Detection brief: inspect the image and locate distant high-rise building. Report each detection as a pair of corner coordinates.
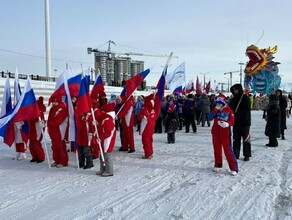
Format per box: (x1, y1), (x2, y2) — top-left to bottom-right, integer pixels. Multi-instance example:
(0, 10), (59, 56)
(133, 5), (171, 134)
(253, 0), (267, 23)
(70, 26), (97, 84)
(94, 52), (144, 86)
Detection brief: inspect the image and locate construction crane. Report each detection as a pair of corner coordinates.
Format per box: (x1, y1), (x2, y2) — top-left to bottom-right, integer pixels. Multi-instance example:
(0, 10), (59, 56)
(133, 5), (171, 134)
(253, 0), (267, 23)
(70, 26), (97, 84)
(223, 70), (240, 89)
(87, 40), (178, 86)
(87, 40), (178, 58)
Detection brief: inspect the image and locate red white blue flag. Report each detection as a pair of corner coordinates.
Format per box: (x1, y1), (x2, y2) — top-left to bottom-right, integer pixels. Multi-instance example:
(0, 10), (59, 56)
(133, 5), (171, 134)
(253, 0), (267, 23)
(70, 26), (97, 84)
(0, 78), (40, 147)
(196, 76), (202, 95)
(120, 69), (150, 101)
(91, 72), (105, 99)
(205, 80), (211, 94)
(49, 69), (82, 105)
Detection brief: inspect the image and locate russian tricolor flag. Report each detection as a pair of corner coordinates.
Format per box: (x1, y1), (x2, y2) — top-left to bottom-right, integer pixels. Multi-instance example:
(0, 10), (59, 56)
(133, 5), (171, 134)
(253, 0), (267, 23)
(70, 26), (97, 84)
(49, 69), (82, 105)
(76, 69), (92, 115)
(120, 68), (150, 101)
(154, 68), (167, 113)
(0, 77), (40, 147)
(91, 73), (105, 99)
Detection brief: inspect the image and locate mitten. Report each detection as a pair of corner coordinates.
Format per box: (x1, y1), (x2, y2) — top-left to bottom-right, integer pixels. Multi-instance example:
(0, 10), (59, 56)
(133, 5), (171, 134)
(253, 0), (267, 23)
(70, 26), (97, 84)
(215, 104), (223, 110)
(218, 121), (229, 128)
(15, 121), (24, 129)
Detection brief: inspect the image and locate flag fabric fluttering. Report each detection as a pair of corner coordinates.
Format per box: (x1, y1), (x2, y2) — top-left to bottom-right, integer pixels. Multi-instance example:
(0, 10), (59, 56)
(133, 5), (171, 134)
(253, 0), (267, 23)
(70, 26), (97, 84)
(63, 74), (75, 142)
(1, 76), (12, 117)
(166, 62), (185, 94)
(196, 76), (203, 95)
(205, 80), (211, 94)
(91, 72), (105, 99)
(0, 77), (40, 147)
(48, 69), (82, 105)
(154, 52), (173, 112)
(120, 68), (150, 101)
(76, 69), (92, 115)
(184, 80), (194, 94)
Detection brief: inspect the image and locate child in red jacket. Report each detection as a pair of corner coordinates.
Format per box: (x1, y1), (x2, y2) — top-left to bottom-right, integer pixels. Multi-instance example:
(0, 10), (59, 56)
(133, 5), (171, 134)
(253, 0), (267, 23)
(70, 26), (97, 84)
(208, 95), (238, 176)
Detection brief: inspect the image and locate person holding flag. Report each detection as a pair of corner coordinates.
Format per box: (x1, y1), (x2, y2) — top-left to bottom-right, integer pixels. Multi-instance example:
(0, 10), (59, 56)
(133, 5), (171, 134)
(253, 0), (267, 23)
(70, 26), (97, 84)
(28, 96), (46, 163)
(116, 69), (150, 153)
(116, 95), (136, 153)
(47, 96), (69, 168)
(96, 103), (116, 177)
(75, 73), (95, 169)
(137, 94), (158, 159)
(0, 77), (41, 161)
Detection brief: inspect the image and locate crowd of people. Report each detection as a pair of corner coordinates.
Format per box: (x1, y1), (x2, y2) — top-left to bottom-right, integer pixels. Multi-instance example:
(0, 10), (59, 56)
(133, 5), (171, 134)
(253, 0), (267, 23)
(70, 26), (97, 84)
(9, 85), (291, 177)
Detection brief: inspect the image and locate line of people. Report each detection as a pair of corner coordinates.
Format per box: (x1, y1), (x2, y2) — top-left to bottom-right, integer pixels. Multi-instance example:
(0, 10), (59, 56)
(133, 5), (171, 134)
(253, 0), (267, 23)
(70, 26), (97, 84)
(10, 85), (288, 178)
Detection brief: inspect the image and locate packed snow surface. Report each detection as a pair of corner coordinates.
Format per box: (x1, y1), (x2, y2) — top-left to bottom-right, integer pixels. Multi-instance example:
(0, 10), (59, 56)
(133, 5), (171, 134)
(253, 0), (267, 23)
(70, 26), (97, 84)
(0, 111), (292, 220)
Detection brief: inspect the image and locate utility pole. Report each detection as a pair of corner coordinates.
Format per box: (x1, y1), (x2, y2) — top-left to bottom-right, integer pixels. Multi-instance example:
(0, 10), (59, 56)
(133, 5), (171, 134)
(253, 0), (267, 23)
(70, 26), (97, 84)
(224, 72), (232, 90)
(239, 62), (244, 86)
(44, 0), (52, 78)
(200, 72), (209, 88)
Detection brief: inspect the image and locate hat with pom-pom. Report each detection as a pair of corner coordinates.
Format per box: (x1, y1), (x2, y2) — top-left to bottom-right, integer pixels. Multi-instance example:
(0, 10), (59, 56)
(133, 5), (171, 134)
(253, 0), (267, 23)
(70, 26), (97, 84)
(215, 94), (227, 106)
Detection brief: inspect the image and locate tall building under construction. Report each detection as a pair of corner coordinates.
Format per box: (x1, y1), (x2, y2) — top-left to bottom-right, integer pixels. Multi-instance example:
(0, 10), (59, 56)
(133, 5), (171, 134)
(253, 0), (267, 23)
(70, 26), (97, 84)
(93, 50), (144, 86)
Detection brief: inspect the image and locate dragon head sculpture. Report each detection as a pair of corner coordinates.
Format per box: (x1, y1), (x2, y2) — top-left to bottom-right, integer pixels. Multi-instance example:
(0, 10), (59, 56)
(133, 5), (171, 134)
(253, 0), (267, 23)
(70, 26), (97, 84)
(244, 45), (278, 77)
(244, 44), (281, 95)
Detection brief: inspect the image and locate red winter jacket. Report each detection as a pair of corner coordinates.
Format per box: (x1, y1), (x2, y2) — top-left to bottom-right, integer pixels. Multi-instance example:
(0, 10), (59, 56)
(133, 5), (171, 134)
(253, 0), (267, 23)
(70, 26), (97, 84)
(97, 111), (116, 153)
(117, 98), (134, 127)
(76, 113), (94, 146)
(47, 103), (68, 141)
(209, 105), (234, 138)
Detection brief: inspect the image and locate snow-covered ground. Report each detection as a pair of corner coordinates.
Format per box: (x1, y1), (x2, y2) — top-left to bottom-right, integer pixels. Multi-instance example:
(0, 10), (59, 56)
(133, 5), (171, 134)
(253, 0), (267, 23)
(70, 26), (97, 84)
(0, 111), (291, 220)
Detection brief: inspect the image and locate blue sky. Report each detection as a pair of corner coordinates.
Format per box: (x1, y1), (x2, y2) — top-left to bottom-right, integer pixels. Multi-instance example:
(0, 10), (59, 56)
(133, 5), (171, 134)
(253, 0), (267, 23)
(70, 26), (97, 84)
(1, 0), (292, 91)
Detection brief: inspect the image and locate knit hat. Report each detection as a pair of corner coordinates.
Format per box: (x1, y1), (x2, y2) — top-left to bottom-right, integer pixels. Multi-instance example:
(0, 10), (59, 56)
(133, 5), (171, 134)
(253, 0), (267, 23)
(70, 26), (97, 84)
(215, 94), (227, 106)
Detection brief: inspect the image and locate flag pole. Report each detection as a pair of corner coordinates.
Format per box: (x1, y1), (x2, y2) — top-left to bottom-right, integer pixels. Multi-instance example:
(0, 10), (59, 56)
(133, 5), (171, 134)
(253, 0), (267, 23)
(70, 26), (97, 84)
(153, 52), (173, 98)
(90, 108), (106, 166)
(81, 65), (106, 167)
(40, 120), (51, 168)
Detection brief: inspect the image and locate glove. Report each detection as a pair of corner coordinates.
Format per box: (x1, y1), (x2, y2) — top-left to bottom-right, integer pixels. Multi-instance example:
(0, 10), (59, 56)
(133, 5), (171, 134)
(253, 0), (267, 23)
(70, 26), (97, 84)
(218, 121), (229, 128)
(215, 104), (223, 110)
(88, 133), (93, 141)
(15, 121), (24, 129)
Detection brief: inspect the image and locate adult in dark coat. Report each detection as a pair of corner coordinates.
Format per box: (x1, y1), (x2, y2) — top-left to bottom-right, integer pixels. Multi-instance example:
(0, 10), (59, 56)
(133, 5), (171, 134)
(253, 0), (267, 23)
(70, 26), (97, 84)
(229, 84), (251, 161)
(265, 94), (281, 147)
(276, 89), (287, 139)
(184, 94), (197, 133)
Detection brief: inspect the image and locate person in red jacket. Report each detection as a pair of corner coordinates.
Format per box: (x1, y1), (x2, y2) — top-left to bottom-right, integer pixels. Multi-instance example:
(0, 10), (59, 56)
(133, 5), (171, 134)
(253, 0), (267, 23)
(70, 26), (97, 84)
(47, 96), (69, 168)
(208, 95), (238, 176)
(90, 95), (101, 159)
(137, 94), (158, 159)
(116, 96), (135, 153)
(96, 103), (117, 177)
(29, 96), (46, 163)
(76, 112), (94, 169)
